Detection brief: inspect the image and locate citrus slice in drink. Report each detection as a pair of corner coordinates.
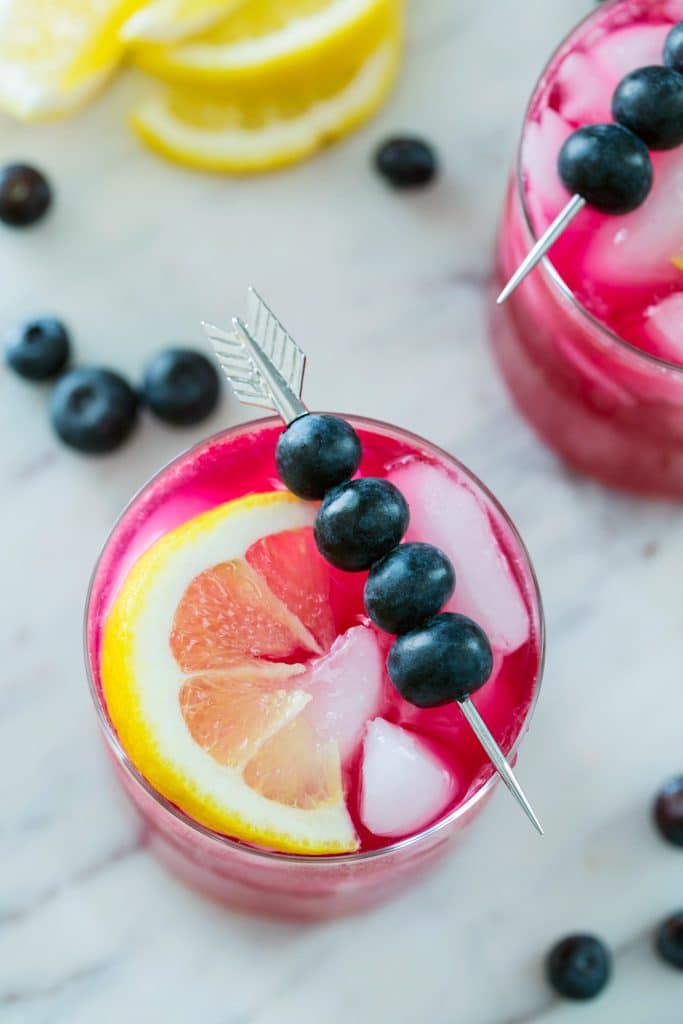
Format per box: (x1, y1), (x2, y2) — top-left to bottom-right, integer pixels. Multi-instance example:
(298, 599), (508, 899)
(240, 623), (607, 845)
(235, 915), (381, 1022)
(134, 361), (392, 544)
(121, 0), (245, 44)
(0, 0), (144, 120)
(133, 0), (399, 87)
(131, 25), (400, 173)
(101, 490), (361, 853)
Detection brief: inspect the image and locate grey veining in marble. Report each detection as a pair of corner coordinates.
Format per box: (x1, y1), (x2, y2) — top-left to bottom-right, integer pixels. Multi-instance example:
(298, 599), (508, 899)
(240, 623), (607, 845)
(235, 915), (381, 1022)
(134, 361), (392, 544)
(1, 1), (682, 1021)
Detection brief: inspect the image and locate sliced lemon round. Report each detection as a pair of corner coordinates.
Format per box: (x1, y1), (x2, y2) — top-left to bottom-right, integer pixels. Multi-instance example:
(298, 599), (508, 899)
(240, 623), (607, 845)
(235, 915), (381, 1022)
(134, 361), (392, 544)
(121, 0), (246, 45)
(0, 0), (143, 120)
(101, 491), (359, 854)
(132, 27), (400, 173)
(133, 0), (399, 88)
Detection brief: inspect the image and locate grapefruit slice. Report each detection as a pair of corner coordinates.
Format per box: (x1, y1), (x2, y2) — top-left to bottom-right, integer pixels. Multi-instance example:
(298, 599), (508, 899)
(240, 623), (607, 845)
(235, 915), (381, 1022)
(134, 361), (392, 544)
(101, 490), (359, 853)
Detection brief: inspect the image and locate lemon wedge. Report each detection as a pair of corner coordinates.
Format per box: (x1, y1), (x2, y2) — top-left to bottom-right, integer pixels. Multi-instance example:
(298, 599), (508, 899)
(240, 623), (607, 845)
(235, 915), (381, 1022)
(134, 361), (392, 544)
(101, 491), (358, 855)
(134, 0), (399, 88)
(122, 0), (246, 45)
(0, 0), (144, 120)
(132, 25), (400, 173)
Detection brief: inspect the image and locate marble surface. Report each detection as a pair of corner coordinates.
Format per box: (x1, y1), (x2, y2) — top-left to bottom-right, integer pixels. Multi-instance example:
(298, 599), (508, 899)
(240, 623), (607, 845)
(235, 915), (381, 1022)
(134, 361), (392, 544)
(1, 1), (682, 1020)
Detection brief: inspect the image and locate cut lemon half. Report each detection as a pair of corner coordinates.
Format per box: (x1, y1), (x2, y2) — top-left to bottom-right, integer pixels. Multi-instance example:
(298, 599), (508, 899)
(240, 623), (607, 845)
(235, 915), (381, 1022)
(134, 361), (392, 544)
(101, 491), (359, 854)
(132, 27), (400, 173)
(134, 0), (399, 88)
(0, 0), (145, 120)
(121, 0), (246, 45)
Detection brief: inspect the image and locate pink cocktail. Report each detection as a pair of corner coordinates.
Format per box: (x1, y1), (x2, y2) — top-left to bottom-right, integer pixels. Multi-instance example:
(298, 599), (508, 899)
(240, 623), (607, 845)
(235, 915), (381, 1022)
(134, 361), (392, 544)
(492, 0), (683, 497)
(86, 417), (543, 919)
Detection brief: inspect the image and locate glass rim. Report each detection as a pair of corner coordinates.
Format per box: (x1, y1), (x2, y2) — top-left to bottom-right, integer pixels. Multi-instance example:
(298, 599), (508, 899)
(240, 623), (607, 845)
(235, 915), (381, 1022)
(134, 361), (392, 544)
(514, 0), (683, 378)
(84, 414), (546, 867)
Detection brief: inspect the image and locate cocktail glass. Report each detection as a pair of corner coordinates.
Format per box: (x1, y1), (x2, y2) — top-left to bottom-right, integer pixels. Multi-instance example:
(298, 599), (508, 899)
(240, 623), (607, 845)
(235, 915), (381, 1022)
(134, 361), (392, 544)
(492, 0), (683, 497)
(86, 416), (544, 919)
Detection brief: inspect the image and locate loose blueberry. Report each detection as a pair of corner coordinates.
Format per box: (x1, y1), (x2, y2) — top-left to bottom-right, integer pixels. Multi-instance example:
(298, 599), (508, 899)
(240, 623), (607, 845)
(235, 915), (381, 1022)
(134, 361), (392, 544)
(387, 612), (493, 707)
(375, 137), (438, 188)
(655, 912), (683, 970)
(0, 164), (52, 227)
(142, 348), (220, 426)
(654, 776), (683, 847)
(364, 542), (455, 635)
(50, 367), (138, 454)
(314, 477), (409, 572)
(664, 21), (683, 74)
(558, 123), (653, 214)
(546, 934), (611, 1001)
(276, 413), (362, 500)
(5, 317), (70, 381)
(612, 66), (683, 150)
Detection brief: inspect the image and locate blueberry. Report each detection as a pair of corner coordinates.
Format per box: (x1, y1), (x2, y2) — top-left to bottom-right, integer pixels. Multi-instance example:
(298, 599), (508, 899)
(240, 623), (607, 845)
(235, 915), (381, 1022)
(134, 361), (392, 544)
(364, 542), (455, 635)
(387, 612), (493, 707)
(276, 414), (362, 500)
(5, 317), (70, 381)
(314, 477), (409, 571)
(375, 137), (438, 188)
(664, 21), (683, 73)
(655, 912), (683, 969)
(558, 124), (653, 214)
(612, 66), (683, 150)
(546, 934), (611, 1001)
(142, 348), (220, 426)
(0, 164), (52, 227)
(654, 776), (683, 847)
(50, 367), (138, 454)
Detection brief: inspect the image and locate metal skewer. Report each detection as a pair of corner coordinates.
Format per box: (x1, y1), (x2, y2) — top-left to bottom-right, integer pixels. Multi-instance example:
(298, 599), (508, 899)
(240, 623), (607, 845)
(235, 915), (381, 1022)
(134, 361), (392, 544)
(496, 194), (586, 305)
(203, 288), (543, 835)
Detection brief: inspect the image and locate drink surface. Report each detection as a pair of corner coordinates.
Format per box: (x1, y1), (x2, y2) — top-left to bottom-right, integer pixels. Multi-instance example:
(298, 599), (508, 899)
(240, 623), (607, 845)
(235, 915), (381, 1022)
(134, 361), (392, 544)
(521, 0), (683, 365)
(88, 419), (541, 855)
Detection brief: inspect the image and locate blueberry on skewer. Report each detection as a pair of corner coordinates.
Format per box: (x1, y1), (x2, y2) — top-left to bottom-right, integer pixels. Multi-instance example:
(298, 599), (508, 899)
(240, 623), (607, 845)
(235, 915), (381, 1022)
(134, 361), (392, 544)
(664, 21), (683, 73)
(498, 123), (653, 303)
(612, 66), (683, 150)
(276, 412), (362, 499)
(364, 542), (455, 634)
(203, 288), (542, 833)
(314, 477), (409, 572)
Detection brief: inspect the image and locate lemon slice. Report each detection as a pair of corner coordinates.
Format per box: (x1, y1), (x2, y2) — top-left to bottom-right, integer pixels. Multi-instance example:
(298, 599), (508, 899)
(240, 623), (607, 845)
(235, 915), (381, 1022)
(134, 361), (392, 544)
(122, 0), (246, 45)
(134, 0), (399, 87)
(0, 0), (144, 120)
(101, 491), (358, 854)
(132, 29), (400, 173)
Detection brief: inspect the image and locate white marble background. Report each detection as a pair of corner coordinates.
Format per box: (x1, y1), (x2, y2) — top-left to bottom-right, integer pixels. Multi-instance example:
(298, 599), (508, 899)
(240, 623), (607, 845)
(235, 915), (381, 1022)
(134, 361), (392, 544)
(1, 1), (682, 1020)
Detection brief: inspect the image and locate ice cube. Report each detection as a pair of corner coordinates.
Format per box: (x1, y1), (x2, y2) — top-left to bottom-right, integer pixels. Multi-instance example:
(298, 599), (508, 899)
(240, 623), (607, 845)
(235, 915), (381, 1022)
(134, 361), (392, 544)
(584, 149), (683, 289)
(644, 292), (683, 364)
(387, 461), (529, 653)
(523, 108), (574, 228)
(555, 51), (613, 124)
(303, 625), (384, 762)
(360, 719), (455, 837)
(592, 24), (670, 86)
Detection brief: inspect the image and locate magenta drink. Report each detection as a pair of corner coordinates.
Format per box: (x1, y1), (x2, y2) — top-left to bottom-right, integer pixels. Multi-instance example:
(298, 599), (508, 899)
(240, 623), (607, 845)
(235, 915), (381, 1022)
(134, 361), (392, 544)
(86, 417), (543, 919)
(493, 0), (683, 497)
